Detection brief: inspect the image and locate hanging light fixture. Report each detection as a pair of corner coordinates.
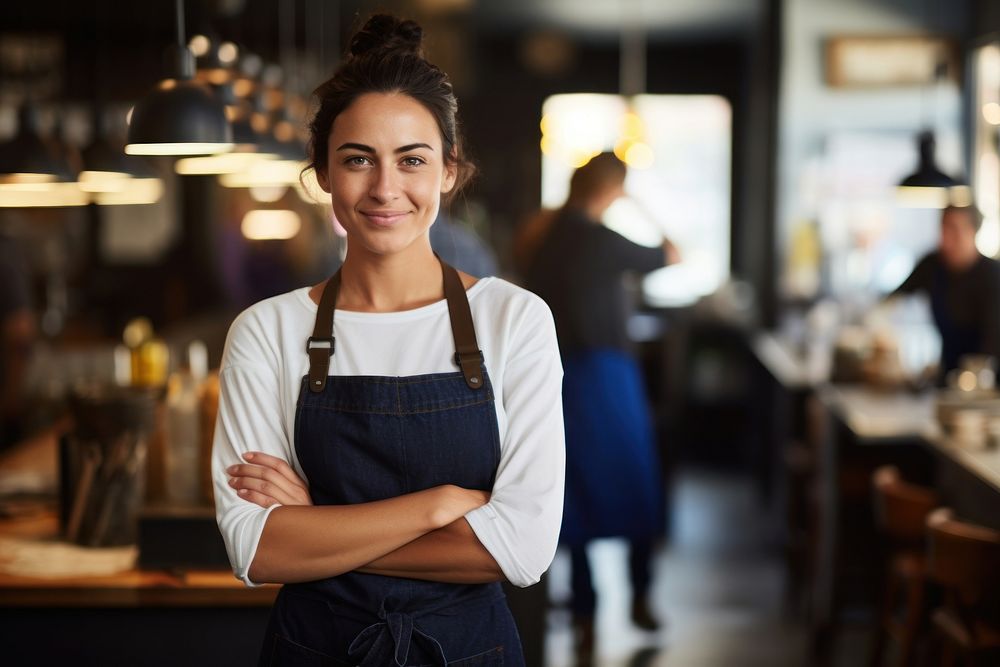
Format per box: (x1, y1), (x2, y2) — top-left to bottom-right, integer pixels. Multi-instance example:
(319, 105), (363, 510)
(174, 83), (278, 175)
(125, 0), (233, 156)
(0, 104), (89, 208)
(897, 130), (969, 208)
(0, 104), (68, 185)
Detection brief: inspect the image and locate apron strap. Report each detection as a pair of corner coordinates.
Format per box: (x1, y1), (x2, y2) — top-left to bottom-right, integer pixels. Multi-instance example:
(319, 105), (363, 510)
(440, 257), (485, 390)
(305, 257), (484, 393)
(307, 269), (340, 393)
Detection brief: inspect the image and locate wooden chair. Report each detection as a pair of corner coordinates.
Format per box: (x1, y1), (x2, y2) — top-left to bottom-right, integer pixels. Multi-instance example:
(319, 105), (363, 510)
(925, 508), (1000, 666)
(868, 466), (940, 667)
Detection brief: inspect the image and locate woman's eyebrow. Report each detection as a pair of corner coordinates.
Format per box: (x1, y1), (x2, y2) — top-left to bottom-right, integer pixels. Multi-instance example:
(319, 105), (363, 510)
(335, 142), (434, 153)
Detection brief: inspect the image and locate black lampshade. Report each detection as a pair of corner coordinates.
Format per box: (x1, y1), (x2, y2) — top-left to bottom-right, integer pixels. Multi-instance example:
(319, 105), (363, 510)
(898, 130), (958, 189)
(126, 78), (233, 155)
(0, 105), (68, 182)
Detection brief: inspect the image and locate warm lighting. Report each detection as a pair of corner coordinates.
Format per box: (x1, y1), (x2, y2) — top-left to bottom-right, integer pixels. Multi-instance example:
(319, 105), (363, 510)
(897, 185), (951, 209)
(78, 170), (132, 192)
(90, 178), (164, 206)
(978, 217), (1000, 256)
(250, 185), (288, 203)
(0, 172), (58, 186)
(984, 102), (1000, 125)
(241, 209), (301, 240)
(958, 370), (978, 392)
(623, 141), (654, 169)
(220, 159), (304, 188)
(126, 142), (233, 156)
(273, 120), (296, 143)
(949, 185), (973, 207)
(175, 152), (267, 175)
(539, 94), (618, 168)
(218, 42), (239, 65)
(0, 181), (89, 207)
(233, 78), (255, 99)
(189, 35), (210, 57)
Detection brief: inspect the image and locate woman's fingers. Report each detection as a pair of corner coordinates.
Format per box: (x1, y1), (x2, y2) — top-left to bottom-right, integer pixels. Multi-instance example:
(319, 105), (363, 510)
(227, 462), (312, 506)
(228, 472), (311, 506)
(234, 487), (281, 508)
(242, 451), (309, 490)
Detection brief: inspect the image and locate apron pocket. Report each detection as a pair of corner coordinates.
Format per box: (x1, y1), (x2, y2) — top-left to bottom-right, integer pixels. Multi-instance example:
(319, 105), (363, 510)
(269, 634), (352, 667)
(448, 645), (504, 666)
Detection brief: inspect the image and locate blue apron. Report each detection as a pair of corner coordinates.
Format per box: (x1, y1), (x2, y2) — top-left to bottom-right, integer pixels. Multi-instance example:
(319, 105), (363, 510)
(260, 260), (524, 666)
(559, 348), (664, 546)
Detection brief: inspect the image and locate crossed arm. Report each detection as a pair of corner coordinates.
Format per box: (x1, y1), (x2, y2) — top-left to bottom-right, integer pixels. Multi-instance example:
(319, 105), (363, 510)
(227, 452), (504, 585)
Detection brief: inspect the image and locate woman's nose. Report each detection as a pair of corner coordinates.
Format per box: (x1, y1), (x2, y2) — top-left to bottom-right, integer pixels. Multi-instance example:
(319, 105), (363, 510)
(368, 166), (399, 203)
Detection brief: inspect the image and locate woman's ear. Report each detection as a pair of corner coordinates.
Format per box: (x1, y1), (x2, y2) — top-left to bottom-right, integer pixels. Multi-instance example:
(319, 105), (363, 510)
(441, 153), (459, 194)
(316, 167), (331, 194)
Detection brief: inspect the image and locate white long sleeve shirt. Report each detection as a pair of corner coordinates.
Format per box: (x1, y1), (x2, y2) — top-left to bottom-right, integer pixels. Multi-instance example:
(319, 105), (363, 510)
(212, 277), (565, 588)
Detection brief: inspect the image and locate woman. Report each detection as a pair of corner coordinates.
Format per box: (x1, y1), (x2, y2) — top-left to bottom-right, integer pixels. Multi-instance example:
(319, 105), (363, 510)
(214, 15), (564, 666)
(524, 153), (673, 660)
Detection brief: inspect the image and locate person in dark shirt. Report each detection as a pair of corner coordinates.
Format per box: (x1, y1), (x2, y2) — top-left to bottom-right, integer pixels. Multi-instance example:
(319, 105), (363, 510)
(523, 152), (675, 659)
(891, 204), (1000, 378)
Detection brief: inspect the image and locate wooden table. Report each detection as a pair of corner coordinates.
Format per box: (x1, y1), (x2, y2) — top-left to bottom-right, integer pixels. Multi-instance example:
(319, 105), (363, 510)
(0, 510), (277, 665)
(752, 333), (1000, 661)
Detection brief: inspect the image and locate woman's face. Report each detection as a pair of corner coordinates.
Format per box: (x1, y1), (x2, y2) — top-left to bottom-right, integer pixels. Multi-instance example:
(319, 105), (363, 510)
(318, 92), (457, 258)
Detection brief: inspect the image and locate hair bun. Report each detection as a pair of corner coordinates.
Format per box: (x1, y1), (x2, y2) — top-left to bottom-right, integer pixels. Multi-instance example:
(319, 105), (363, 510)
(349, 14), (423, 58)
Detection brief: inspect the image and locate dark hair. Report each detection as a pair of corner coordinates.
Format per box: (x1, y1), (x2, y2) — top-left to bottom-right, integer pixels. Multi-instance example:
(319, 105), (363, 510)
(943, 203), (983, 233)
(566, 152), (627, 206)
(307, 14), (475, 202)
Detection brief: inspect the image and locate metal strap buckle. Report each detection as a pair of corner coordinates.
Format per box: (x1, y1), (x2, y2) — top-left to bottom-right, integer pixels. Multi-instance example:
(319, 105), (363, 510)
(306, 336), (336, 356)
(454, 350), (484, 367)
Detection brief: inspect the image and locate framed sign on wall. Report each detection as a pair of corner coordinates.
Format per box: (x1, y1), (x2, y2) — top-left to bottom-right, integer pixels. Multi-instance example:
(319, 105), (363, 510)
(825, 35), (959, 88)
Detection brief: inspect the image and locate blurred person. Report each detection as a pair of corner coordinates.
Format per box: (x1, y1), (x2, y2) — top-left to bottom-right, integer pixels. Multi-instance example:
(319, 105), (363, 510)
(214, 15), (564, 666)
(523, 152), (676, 661)
(0, 233), (36, 450)
(430, 208), (499, 277)
(889, 204), (1000, 378)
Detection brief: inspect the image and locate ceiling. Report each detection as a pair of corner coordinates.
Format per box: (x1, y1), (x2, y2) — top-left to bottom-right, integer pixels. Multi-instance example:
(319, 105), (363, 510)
(472, 0), (763, 40)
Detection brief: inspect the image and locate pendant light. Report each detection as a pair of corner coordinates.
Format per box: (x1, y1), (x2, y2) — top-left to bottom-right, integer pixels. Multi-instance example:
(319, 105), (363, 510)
(0, 104), (67, 185)
(0, 104), (89, 208)
(897, 130), (965, 208)
(895, 1), (965, 209)
(125, 0), (233, 156)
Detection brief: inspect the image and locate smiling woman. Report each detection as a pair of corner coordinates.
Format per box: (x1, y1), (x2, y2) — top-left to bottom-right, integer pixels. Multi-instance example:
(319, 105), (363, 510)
(211, 13), (564, 667)
(316, 93), (458, 260)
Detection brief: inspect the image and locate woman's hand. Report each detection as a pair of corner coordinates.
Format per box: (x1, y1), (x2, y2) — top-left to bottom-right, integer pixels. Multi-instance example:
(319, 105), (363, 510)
(227, 451), (313, 508)
(429, 485), (490, 529)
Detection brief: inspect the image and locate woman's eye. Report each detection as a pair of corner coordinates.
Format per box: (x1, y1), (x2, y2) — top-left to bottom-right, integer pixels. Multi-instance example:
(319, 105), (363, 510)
(401, 156), (425, 167)
(345, 156), (371, 167)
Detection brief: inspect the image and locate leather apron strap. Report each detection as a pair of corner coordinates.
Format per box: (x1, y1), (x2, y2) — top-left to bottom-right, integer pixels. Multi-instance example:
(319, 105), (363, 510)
(307, 269), (341, 392)
(307, 257), (484, 393)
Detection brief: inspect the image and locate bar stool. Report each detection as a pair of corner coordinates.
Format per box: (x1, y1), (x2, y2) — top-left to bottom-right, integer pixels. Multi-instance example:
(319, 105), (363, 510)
(925, 508), (1000, 666)
(868, 466), (940, 667)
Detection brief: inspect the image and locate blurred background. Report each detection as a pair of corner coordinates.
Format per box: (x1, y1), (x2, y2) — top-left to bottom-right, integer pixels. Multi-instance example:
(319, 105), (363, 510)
(2, 0), (1000, 665)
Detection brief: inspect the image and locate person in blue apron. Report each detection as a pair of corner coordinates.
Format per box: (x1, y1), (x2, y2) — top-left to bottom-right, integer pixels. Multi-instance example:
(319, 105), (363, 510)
(523, 153), (676, 661)
(213, 14), (565, 666)
(891, 204), (1000, 380)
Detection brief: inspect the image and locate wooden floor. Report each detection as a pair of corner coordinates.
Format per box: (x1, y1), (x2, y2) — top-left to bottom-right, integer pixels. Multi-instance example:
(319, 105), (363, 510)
(543, 468), (869, 667)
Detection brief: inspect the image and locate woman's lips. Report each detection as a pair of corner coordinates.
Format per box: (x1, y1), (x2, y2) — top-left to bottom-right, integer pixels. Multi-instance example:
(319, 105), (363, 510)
(360, 210), (409, 227)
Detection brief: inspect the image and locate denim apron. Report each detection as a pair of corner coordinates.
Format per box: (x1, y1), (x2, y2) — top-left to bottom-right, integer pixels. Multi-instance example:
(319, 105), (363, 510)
(260, 259), (524, 666)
